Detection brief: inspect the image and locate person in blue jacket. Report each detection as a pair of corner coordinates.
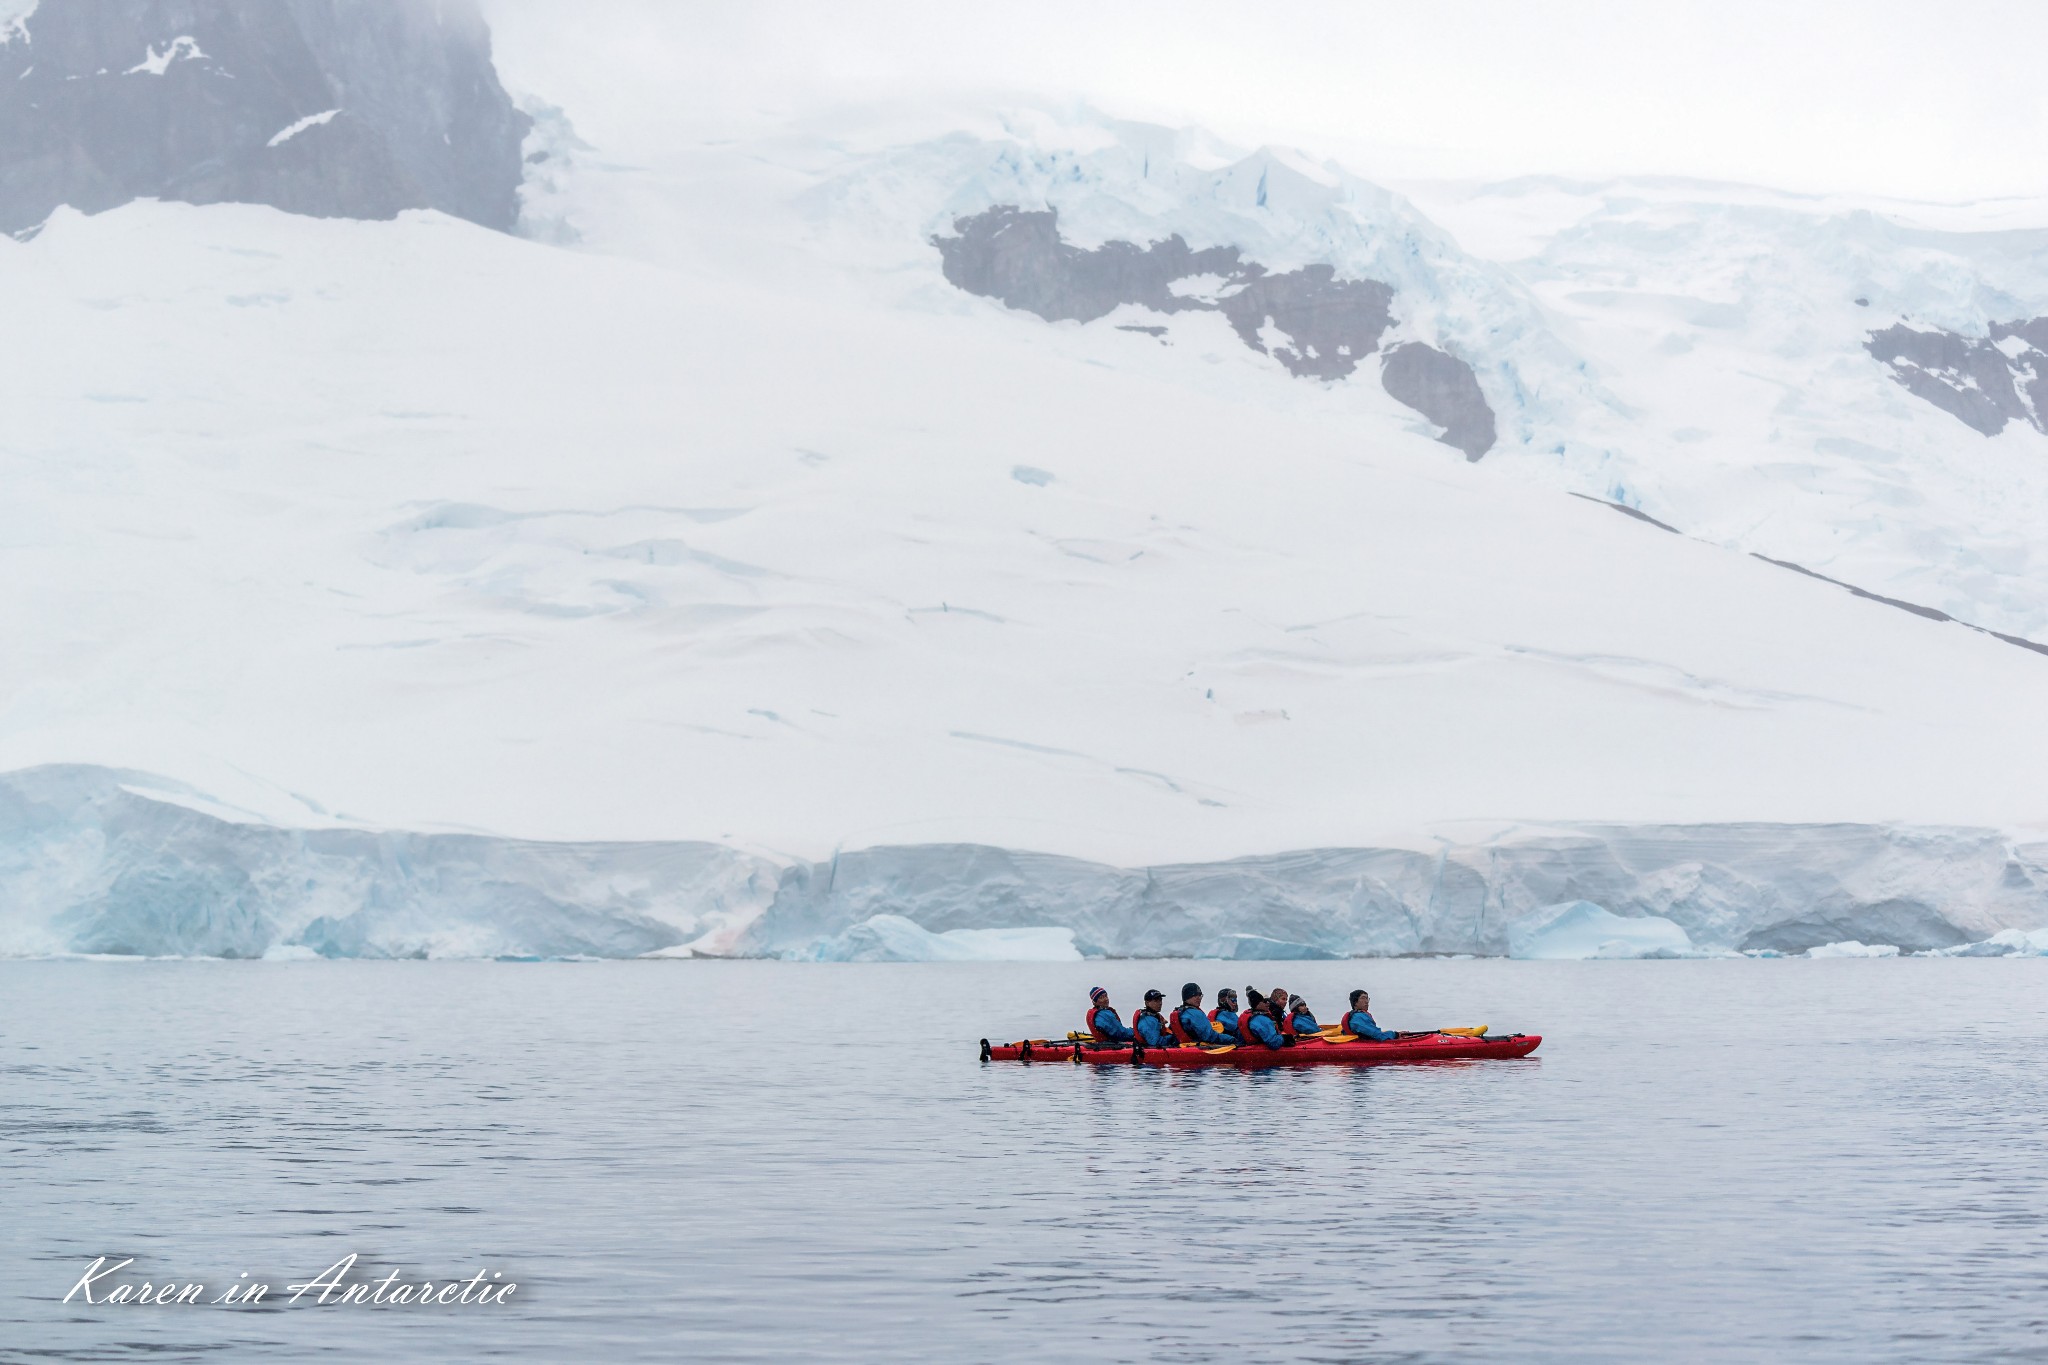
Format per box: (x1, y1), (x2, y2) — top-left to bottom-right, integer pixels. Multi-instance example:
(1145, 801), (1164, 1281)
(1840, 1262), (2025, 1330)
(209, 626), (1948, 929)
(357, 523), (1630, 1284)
(1085, 987), (1133, 1043)
(1289, 997), (1319, 1036)
(1243, 996), (1290, 1050)
(1174, 983), (1213, 1045)
(1209, 988), (1242, 1044)
(1131, 990), (1180, 1048)
(1343, 989), (1399, 1041)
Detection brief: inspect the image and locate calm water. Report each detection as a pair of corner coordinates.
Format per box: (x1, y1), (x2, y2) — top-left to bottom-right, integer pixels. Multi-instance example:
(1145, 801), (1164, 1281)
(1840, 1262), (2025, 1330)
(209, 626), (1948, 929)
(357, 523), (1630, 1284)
(3, 958), (2047, 1363)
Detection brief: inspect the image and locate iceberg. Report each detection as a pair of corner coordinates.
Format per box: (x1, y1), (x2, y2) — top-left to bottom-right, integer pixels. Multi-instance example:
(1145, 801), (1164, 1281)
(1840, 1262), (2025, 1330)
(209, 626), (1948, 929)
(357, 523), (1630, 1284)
(1928, 928), (2048, 957)
(1507, 901), (1694, 960)
(801, 915), (1080, 963)
(1192, 934), (1343, 961)
(1804, 941), (1901, 958)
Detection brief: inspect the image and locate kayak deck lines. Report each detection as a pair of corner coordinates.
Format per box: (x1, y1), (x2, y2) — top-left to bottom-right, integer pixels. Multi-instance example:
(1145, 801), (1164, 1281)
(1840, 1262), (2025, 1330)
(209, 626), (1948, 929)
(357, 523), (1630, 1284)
(978, 1032), (1541, 1067)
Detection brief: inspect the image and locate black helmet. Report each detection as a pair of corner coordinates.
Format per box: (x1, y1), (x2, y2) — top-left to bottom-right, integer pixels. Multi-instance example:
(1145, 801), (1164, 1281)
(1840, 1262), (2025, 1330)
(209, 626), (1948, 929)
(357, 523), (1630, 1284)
(1181, 982), (1202, 1002)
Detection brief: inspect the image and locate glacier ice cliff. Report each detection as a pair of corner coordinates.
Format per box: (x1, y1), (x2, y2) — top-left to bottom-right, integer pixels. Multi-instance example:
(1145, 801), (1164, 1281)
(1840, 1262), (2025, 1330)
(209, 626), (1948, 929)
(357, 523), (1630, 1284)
(6, 767), (2048, 962)
(0, 767), (778, 959)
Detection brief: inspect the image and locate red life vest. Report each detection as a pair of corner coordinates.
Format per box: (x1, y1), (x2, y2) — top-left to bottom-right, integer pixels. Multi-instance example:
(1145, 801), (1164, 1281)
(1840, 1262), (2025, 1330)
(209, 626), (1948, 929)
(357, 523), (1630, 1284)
(1166, 1007), (1187, 1042)
(1238, 1008), (1256, 1035)
(1084, 1003), (1116, 1040)
(1208, 1006), (1237, 1038)
(1279, 1011), (1296, 1037)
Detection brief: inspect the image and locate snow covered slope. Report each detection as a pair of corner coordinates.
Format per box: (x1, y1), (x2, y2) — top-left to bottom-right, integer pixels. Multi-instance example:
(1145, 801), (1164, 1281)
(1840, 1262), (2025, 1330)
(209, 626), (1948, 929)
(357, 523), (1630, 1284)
(7, 188), (2048, 874)
(8, 47), (2048, 955)
(1399, 173), (2048, 638)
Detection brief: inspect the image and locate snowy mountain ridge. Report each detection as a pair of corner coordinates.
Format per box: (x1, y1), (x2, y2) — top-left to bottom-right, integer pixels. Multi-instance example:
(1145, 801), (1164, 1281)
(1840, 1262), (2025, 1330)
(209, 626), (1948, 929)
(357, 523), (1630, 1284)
(786, 110), (2048, 640)
(8, 19), (2048, 959)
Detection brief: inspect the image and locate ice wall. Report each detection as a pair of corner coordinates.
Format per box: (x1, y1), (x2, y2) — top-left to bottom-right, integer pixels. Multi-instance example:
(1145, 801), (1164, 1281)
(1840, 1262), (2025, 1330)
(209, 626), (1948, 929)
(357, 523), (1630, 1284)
(747, 826), (2048, 960)
(5, 767), (2046, 960)
(0, 766), (778, 959)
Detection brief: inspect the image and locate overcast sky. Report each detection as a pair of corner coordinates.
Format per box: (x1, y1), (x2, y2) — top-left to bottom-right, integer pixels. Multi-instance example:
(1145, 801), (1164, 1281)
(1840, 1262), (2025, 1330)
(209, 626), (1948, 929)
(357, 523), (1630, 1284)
(484, 1), (2048, 201)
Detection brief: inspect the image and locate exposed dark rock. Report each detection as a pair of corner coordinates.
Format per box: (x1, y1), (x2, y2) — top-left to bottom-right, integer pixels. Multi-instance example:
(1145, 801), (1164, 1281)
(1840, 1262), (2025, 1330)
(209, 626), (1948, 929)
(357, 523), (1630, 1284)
(1569, 494), (2048, 660)
(1380, 342), (1497, 461)
(0, 0), (530, 234)
(1751, 552), (2048, 658)
(1866, 319), (2048, 437)
(933, 205), (1242, 323)
(1989, 316), (2048, 427)
(1212, 264), (1393, 382)
(934, 204), (1495, 457)
(1569, 493), (1681, 533)
(1753, 552), (1955, 622)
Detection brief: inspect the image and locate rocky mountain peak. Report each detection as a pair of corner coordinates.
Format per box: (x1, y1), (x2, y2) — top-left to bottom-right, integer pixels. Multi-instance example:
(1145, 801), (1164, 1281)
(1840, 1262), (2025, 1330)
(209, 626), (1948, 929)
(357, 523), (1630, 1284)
(0, 0), (530, 234)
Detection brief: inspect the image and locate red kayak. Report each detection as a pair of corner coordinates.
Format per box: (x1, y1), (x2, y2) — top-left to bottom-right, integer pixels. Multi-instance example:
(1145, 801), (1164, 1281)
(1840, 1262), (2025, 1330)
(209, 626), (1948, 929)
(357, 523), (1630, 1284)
(980, 1032), (1541, 1068)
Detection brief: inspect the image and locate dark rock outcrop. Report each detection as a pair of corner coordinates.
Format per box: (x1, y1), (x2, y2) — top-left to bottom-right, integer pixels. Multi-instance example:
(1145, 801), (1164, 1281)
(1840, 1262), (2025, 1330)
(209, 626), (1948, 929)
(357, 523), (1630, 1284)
(0, 0), (530, 234)
(1866, 319), (2048, 437)
(1380, 342), (1497, 461)
(934, 204), (1496, 458)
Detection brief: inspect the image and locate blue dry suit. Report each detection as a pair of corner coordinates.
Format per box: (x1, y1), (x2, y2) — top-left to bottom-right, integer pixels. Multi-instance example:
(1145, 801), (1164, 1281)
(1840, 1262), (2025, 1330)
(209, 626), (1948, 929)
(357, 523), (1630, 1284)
(1344, 1009), (1398, 1041)
(1244, 1011), (1286, 1050)
(1209, 1008), (1241, 1044)
(1175, 1004), (1214, 1044)
(1290, 1009), (1319, 1035)
(1088, 1005), (1134, 1043)
(1133, 1010), (1178, 1048)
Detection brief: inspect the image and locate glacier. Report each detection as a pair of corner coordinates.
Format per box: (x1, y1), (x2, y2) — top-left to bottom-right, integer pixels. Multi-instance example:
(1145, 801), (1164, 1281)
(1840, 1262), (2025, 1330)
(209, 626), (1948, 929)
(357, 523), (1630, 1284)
(6, 766), (2047, 962)
(8, 8), (2048, 940)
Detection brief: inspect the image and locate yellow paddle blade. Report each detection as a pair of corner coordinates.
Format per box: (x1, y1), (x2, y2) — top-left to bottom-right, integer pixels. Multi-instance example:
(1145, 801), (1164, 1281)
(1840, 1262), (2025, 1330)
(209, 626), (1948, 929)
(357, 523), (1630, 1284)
(1438, 1026), (1488, 1037)
(1316, 1025), (1346, 1038)
(1200, 1045), (1236, 1055)
(1329, 1033), (1359, 1043)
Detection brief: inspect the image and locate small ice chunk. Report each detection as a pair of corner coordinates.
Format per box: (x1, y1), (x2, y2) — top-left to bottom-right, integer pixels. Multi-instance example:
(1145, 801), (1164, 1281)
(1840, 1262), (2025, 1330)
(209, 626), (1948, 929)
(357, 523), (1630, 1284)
(1508, 900), (1693, 960)
(1011, 465), (1053, 486)
(1805, 940), (1900, 958)
(260, 943), (321, 961)
(1929, 927), (2048, 957)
